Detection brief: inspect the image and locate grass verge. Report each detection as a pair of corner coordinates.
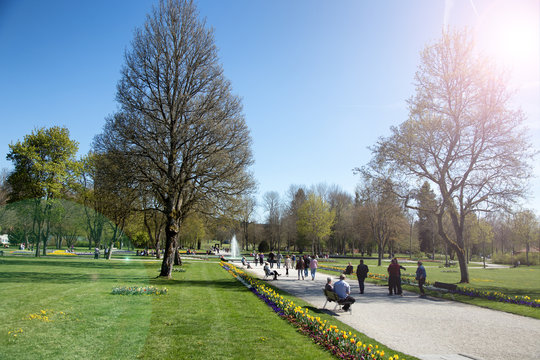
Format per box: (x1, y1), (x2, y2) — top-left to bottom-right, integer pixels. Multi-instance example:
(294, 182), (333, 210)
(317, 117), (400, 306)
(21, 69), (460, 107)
(1, 257), (412, 359)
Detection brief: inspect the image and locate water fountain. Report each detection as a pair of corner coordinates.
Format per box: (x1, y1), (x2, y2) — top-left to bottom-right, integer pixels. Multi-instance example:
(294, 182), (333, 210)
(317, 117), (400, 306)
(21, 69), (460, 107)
(230, 234), (240, 259)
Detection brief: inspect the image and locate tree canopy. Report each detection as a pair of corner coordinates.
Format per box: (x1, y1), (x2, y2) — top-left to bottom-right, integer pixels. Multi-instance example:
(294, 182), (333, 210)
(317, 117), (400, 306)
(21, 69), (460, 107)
(364, 29), (535, 282)
(94, 0), (254, 277)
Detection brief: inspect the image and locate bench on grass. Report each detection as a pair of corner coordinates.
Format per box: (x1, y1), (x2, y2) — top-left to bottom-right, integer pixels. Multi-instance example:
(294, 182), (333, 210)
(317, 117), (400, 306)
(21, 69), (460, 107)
(433, 281), (458, 292)
(322, 289), (352, 313)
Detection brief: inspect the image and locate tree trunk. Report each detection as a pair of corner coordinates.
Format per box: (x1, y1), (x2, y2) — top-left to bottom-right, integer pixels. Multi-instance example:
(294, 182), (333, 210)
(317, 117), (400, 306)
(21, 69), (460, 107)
(174, 245), (182, 266)
(160, 213), (179, 278)
(455, 248), (469, 283)
(154, 230), (162, 259)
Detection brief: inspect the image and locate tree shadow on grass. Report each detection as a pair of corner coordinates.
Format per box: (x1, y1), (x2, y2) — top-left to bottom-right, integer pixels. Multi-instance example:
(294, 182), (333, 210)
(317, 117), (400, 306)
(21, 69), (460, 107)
(0, 258), (149, 270)
(0, 271), (150, 284)
(151, 278), (253, 292)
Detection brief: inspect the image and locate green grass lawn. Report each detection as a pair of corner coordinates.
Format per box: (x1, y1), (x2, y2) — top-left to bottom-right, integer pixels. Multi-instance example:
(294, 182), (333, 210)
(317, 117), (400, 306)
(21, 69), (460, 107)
(0, 256), (412, 359)
(318, 258), (540, 318)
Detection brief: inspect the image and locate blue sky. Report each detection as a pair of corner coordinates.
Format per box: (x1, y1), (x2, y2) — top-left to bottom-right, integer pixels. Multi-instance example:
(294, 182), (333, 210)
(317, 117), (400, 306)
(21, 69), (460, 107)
(1, 0), (539, 220)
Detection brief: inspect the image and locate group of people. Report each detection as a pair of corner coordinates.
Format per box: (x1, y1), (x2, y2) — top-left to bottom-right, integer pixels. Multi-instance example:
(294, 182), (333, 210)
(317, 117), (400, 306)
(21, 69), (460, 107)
(245, 253), (428, 301)
(294, 254), (319, 280)
(386, 258), (427, 297)
(249, 253), (321, 281)
(324, 258), (427, 311)
(323, 259), (368, 312)
(252, 252), (286, 269)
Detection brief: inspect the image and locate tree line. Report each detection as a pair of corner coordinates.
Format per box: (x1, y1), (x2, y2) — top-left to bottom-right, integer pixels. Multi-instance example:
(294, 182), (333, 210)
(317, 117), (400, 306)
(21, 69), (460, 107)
(0, 1), (537, 283)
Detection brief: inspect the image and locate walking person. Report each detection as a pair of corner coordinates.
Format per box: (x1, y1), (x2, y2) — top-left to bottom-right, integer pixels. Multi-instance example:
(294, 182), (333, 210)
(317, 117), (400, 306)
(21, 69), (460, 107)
(356, 259), (369, 294)
(259, 253), (264, 267)
(416, 261), (427, 297)
(277, 252), (283, 269)
(268, 252), (275, 268)
(254, 253), (258, 266)
(309, 255), (318, 280)
(296, 256), (305, 280)
(303, 255), (310, 279)
(284, 255), (291, 276)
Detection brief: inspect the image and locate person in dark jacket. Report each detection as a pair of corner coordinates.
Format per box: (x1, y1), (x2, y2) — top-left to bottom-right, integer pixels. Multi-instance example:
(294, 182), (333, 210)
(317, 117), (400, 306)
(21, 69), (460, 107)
(296, 256), (305, 280)
(387, 258), (406, 295)
(356, 259), (369, 294)
(416, 261), (427, 297)
(344, 262), (354, 275)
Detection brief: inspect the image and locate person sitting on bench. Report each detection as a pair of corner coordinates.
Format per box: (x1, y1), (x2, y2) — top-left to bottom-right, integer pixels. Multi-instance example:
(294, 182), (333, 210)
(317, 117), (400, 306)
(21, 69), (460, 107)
(333, 274), (355, 311)
(343, 262), (354, 275)
(325, 277), (334, 292)
(263, 262), (281, 280)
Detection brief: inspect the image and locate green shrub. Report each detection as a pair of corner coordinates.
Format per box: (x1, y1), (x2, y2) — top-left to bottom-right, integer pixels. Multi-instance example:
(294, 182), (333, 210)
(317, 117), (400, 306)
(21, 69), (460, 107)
(492, 252), (540, 266)
(258, 240), (269, 253)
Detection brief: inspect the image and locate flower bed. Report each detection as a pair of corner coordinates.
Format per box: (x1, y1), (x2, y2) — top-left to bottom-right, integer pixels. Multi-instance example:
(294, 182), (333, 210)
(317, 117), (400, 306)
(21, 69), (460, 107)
(49, 250), (77, 256)
(111, 286), (168, 295)
(220, 262), (400, 360)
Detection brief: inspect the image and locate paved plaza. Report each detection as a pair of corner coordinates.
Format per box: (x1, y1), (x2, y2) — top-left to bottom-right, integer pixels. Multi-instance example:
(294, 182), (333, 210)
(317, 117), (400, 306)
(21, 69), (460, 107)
(238, 261), (540, 360)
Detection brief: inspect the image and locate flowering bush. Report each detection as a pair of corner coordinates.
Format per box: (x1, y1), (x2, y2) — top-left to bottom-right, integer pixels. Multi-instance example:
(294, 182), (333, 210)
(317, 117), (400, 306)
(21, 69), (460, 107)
(221, 262), (401, 360)
(111, 286), (168, 295)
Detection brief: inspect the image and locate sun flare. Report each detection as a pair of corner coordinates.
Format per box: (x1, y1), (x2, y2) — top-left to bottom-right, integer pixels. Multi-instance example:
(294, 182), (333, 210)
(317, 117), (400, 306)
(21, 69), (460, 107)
(475, 0), (540, 67)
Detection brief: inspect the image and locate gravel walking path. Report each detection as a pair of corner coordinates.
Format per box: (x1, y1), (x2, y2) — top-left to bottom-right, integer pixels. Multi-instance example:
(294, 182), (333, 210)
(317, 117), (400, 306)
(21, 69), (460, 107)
(239, 262), (540, 360)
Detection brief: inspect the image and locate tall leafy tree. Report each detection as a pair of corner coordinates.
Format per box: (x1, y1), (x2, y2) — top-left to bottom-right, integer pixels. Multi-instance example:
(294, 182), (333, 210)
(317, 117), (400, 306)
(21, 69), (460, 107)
(7, 126), (79, 256)
(78, 154), (107, 249)
(363, 29), (534, 282)
(94, 0), (254, 277)
(283, 186), (307, 252)
(296, 193), (335, 254)
(512, 210), (539, 265)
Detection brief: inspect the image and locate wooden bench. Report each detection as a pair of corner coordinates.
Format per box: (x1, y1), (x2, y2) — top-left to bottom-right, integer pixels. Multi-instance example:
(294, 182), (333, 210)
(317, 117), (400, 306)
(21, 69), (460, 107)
(322, 289), (352, 313)
(433, 281), (458, 292)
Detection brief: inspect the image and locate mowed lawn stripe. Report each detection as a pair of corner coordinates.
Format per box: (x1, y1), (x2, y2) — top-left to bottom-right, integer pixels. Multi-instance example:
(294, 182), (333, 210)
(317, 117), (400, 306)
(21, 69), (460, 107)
(141, 261), (335, 360)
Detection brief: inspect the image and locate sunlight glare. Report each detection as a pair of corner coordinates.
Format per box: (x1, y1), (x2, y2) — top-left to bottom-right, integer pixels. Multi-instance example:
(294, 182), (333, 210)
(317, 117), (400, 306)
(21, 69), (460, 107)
(476, 0), (539, 67)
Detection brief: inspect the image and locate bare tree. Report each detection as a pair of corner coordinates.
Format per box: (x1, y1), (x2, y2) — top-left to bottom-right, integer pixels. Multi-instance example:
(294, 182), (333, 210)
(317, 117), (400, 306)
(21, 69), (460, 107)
(362, 29), (535, 282)
(263, 191), (281, 251)
(238, 196), (256, 251)
(328, 186), (354, 255)
(94, 0), (254, 277)
(357, 176), (405, 266)
(283, 185), (307, 252)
